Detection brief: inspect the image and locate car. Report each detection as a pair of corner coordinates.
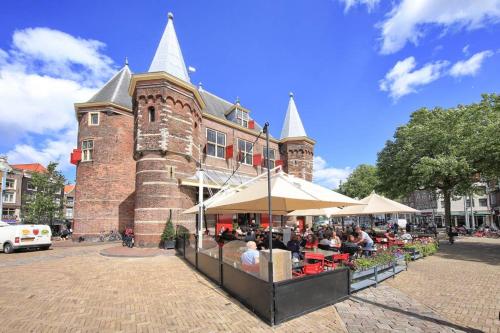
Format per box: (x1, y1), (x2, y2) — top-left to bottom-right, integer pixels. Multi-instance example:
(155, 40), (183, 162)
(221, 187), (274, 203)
(0, 221), (52, 254)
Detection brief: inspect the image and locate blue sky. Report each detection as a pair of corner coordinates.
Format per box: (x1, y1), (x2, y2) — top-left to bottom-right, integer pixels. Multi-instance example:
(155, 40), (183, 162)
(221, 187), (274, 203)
(1, 0), (499, 187)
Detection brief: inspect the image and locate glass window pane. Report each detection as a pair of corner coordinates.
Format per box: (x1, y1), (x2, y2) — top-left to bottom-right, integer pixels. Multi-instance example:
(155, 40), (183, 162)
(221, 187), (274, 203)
(88, 150), (93, 160)
(246, 154), (252, 165)
(88, 140), (93, 148)
(217, 132), (225, 145)
(207, 129), (216, 143)
(217, 146), (225, 158)
(207, 143), (215, 156)
(243, 112), (248, 120)
(82, 141), (87, 149)
(246, 142), (253, 153)
(238, 140), (245, 151)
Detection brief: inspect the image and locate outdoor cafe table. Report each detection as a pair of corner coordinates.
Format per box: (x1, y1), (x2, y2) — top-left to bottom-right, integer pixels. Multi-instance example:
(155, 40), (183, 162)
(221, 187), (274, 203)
(301, 248), (337, 257)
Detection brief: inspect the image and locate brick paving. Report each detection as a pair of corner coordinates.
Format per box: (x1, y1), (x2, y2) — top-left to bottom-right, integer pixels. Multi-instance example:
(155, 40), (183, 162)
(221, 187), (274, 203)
(386, 237), (500, 333)
(0, 244), (346, 333)
(1, 238), (498, 332)
(336, 285), (471, 333)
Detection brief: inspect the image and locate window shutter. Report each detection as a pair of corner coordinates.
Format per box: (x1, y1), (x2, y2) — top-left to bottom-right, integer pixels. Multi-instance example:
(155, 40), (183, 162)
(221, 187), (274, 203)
(275, 159), (283, 168)
(248, 120), (255, 129)
(226, 145), (233, 159)
(253, 154), (262, 166)
(70, 148), (82, 165)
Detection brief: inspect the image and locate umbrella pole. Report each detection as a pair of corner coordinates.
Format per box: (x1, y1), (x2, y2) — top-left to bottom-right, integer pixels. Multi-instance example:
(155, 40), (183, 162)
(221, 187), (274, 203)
(264, 122), (274, 325)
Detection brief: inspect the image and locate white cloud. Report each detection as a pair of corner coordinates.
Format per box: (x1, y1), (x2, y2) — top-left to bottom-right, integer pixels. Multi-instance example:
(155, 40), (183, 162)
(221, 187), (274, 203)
(379, 0), (500, 54)
(339, 0), (380, 13)
(449, 50), (494, 77)
(313, 156), (352, 189)
(0, 27), (115, 172)
(379, 56), (449, 100)
(462, 44), (470, 55)
(6, 128), (77, 174)
(11, 27), (115, 86)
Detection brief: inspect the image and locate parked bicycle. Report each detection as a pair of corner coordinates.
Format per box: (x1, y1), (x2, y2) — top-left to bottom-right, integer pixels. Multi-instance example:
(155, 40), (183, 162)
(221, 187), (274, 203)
(99, 230), (122, 242)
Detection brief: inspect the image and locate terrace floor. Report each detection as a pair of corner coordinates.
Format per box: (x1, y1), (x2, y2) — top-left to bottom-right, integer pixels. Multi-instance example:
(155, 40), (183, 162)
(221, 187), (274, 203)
(0, 237), (498, 332)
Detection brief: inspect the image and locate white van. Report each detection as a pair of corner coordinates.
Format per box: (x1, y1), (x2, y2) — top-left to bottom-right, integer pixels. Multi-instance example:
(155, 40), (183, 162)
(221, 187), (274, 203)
(0, 222), (52, 254)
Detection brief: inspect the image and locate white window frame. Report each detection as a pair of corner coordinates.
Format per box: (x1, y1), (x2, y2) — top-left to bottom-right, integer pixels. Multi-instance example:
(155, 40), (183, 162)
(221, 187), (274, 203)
(66, 208), (73, 218)
(238, 139), (253, 165)
(206, 128), (226, 159)
(2, 208), (16, 216)
(81, 139), (94, 162)
(236, 108), (249, 128)
(263, 148), (276, 169)
(66, 197), (74, 205)
(88, 112), (100, 126)
(2, 192), (15, 204)
(5, 178), (15, 190)
(27, 181), (36, 191)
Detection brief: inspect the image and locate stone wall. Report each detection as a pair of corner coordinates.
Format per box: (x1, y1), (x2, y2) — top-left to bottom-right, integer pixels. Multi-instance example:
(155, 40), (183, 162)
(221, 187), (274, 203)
(280, 140), (314, 181)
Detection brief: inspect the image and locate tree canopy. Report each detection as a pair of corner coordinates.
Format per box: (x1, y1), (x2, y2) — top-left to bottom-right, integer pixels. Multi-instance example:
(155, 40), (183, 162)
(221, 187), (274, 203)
(24, 162), (66, 224)
(377, 94), (500, 227)
(338, 164), (379, 199)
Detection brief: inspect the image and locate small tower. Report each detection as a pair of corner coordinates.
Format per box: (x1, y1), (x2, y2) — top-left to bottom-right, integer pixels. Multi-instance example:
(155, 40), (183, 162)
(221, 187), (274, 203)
(279, 92), (315, 181)
(131, 12), (204, 246)
(73, 62), (136, 239)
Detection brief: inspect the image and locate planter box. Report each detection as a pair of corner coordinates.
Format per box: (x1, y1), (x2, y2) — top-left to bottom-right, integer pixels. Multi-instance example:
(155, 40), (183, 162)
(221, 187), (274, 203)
(351, 261), (403, 292)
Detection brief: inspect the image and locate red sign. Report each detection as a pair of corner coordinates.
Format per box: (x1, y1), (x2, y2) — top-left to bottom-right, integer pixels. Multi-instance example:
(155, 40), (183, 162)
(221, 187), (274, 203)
(253, 154), (262, 166)
(226, 145), (233, 159)
(275, 160), (283, 167)
(70, 149), (81, 165)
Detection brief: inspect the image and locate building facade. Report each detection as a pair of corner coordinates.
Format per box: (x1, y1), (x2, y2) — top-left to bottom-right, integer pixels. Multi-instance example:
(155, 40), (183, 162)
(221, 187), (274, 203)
(73, 13), (315, 246)
(403, 185), (494, 228)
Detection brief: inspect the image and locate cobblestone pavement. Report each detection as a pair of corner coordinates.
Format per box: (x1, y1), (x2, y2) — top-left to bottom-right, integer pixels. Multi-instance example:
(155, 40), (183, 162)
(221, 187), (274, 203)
(336, 285), (472, 333)
(386, 237), (500, 333)
(1, 238), (498, 332)
(0, 244), (346, 333)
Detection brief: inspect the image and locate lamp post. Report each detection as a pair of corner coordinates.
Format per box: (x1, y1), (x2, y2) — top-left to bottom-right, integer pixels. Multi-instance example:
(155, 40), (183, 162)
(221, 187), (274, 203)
(263, 122), (274, 325)
(0, 156), (13, 222)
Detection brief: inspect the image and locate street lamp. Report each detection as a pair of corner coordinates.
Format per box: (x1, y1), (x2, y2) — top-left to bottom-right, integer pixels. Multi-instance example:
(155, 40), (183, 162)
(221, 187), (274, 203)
(0, 156), (13, 222)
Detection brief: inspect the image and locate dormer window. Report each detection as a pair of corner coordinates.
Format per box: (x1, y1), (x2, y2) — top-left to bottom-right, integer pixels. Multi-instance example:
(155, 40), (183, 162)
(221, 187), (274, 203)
(236, 108), (249, 128)
(148, 106), (156, 122)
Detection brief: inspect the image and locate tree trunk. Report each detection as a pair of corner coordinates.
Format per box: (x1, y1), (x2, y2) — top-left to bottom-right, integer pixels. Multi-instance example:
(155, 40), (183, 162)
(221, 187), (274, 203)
(443, 189), (452, 232)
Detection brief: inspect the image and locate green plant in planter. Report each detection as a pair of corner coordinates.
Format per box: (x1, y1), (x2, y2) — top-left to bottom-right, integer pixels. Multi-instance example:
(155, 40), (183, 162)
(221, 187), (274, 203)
(161, 218), (176, 249)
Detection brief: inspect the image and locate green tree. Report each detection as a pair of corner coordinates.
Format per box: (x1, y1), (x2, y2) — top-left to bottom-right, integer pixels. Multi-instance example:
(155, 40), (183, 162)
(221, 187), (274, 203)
(377, 94), (500, 228)
(24, 162), (66, 225)
(338, 164), (379, 199)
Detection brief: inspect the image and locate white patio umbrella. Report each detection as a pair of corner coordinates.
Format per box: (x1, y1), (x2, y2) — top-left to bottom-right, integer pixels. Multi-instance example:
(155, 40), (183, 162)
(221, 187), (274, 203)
(330, 192), (419, 216)
(184, 171), (362, 215)
(287, 207), (342, 217)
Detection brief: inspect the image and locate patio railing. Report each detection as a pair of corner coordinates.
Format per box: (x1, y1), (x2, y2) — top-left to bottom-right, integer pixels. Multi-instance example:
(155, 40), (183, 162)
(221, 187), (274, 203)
(176, 234), (350, 325)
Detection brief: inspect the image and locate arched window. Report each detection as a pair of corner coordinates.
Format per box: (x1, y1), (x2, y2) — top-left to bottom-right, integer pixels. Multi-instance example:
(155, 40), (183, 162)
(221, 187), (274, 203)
(148, 106), (155, 122)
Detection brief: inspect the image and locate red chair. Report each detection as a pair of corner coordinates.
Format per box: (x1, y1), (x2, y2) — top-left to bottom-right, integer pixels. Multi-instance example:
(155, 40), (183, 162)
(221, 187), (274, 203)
(302, 253), (325, 275)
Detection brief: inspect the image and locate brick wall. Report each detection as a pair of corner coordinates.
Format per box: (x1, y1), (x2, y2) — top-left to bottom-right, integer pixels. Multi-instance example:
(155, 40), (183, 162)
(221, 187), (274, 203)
(73, 107), (136, 238)
(280, 140), (314, 181)
(133, 77), (203, 246)
(201, 118), (281, 176)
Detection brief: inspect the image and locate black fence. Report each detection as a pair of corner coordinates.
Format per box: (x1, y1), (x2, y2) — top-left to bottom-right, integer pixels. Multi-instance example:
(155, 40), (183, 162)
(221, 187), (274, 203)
(176, 235), (349, 325)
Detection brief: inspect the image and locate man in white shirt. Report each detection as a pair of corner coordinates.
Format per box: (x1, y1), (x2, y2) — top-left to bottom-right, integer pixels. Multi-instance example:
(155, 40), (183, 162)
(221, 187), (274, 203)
(241, 241), (260, 265)
(355, 226), (374, 253)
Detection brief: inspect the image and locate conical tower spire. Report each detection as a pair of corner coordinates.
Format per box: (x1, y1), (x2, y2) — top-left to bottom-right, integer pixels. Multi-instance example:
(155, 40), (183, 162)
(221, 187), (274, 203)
(149, 12), (190, 82)
(280, 92), (307, 139)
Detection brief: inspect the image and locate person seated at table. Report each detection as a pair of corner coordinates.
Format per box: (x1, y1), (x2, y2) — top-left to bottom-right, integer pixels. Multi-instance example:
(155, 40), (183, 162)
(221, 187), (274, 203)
(244, 230), (255, 242)
(384, 231), (396, 242)
(354, 226), (374, 255)
(304, 234), (319, 249)
(272, 234), (288, 250)
(241, 241), (260, 265)
(255, 235), (266, 250)
(330, 231), (342, 248)
(340, 235), (360, 256)
(287, 234), (301, 259)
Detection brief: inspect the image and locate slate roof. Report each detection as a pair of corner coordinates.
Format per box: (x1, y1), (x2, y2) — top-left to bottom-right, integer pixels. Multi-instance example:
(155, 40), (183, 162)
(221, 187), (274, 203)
(87, 65), (132, 109)
(149, 12), (190, 82)
(280, 92), (307, 139)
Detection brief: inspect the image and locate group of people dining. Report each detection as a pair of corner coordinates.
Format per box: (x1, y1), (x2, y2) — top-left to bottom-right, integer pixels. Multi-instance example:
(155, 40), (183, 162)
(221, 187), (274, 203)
(238, 225), (378, 267)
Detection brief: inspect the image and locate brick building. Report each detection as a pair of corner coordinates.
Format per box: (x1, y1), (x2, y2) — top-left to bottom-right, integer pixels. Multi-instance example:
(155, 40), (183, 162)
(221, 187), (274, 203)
(73, 13), (315, 246)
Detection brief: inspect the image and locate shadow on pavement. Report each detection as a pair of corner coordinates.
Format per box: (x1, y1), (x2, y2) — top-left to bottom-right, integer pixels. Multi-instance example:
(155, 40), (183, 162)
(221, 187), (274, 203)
(350, 295), (482, 333)
(437, 238), (500, 266)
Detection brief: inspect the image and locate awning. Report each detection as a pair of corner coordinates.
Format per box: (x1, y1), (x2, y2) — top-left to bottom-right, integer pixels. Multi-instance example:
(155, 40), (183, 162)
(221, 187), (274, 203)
(181, 168), (254, 189)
